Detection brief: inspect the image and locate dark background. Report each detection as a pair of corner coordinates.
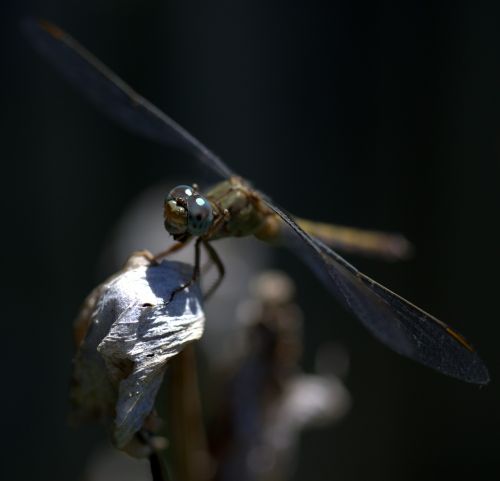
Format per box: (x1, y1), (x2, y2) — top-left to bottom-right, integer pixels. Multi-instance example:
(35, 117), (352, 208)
(2, 1), (499, 480)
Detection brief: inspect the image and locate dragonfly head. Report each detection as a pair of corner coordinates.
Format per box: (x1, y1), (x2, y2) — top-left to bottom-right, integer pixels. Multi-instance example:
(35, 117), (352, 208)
(164, 184), (214, 238)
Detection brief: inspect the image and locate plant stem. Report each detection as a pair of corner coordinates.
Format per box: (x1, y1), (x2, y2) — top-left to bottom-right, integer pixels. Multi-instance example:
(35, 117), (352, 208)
(168, 343), (210, 481)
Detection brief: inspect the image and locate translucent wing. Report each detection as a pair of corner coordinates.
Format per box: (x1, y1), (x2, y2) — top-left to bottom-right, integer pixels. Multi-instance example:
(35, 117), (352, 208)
(22, 18), (234, 180)
(267, 201), (489, 385)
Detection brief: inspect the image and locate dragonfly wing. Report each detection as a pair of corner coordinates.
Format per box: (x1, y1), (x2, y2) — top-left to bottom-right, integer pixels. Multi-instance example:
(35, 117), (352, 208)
(266, 201), (489, 385)
(22, 18), (234, 180)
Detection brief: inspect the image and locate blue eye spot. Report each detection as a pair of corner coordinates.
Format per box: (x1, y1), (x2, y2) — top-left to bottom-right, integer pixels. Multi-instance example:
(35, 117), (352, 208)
(187, 195), (213, 236)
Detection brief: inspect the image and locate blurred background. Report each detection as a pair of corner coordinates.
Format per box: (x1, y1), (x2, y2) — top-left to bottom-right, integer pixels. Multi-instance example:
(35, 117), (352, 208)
(1, 1), (500, 480)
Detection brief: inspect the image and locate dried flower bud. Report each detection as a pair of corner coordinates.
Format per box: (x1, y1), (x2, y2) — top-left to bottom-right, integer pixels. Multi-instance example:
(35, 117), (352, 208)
(71, 251), (205, 456)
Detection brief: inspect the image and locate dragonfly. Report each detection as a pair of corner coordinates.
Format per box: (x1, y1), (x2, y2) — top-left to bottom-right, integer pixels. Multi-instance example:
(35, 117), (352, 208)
(23, 19), (489, 385)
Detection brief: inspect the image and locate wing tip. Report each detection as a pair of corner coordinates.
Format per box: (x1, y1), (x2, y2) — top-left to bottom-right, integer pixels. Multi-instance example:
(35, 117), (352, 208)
(452, 351), (490, 386)
(470, 365), (490, 386)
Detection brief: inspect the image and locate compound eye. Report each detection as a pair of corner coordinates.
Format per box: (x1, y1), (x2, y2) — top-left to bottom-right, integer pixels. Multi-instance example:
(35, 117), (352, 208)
(166, 185), (195, 206)
(187, 195), (213, 236)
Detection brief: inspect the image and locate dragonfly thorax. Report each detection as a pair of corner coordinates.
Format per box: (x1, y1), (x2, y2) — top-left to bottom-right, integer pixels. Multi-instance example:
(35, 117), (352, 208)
(164, 185), (214, 238)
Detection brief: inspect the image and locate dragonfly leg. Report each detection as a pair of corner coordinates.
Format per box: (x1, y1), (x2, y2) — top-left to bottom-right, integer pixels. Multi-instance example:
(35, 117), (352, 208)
(200, 257), (214, 277)
(166, 238), (202, 303)
(201, 239), (225, 300)
(153, 238), (192, 262)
